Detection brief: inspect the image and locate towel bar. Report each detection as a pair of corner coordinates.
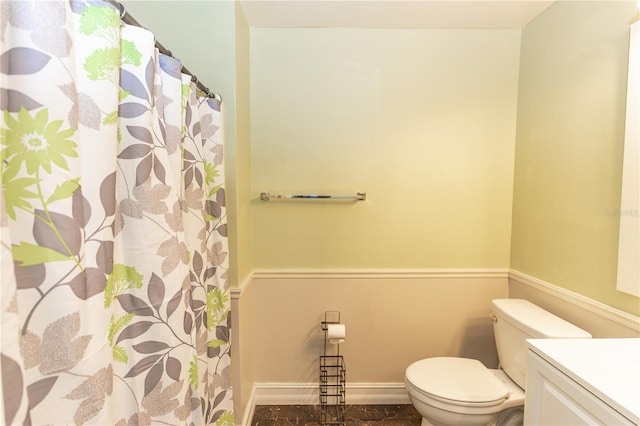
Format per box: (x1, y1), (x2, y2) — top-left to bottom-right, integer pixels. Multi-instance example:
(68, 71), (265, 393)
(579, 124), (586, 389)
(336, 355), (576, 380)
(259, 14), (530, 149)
(260, 192), (366, 201)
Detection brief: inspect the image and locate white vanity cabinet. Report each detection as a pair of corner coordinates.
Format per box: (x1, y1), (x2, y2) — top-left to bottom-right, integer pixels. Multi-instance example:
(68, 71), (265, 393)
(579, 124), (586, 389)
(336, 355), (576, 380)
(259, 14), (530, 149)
(525, 338), (640, 426)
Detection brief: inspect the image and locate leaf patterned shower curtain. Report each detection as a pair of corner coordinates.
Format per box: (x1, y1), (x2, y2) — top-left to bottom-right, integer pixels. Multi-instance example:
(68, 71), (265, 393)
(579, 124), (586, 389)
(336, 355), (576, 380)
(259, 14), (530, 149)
(1, 1), (233, 425)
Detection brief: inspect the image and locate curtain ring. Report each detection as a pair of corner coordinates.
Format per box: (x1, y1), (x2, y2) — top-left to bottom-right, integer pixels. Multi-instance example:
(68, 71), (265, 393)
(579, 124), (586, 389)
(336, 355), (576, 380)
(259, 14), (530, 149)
(114, 1), (126, 19)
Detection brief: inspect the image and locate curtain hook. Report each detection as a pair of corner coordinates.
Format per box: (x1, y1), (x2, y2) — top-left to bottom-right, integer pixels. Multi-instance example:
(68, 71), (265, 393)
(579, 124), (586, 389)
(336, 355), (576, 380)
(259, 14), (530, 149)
(114, 1), (127, 19)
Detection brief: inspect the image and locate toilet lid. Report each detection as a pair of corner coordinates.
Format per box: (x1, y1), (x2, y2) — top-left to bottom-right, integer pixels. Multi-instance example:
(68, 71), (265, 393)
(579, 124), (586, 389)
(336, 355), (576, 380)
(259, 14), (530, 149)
(405, 357), (508, 405)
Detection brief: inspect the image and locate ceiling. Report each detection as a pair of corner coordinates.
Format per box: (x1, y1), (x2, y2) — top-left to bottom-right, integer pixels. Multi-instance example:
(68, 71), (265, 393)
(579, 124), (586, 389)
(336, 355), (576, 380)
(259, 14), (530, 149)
(239, 0), (556, 30)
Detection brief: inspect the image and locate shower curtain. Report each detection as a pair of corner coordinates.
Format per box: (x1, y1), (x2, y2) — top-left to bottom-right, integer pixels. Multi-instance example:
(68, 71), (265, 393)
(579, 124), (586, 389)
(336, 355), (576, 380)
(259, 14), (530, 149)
(1, 1), (233, 425)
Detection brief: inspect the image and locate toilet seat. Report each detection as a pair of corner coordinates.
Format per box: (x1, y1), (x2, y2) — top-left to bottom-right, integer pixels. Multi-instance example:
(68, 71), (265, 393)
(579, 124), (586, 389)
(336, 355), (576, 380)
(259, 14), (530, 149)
(405, 357), (509, 408)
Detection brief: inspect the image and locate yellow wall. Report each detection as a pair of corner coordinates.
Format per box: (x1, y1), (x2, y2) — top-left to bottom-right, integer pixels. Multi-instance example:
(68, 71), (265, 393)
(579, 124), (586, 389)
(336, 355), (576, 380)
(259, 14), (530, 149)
(511, 0), (640, 316)
(251, 28), (521, 269)
(233, 4), (254, 289)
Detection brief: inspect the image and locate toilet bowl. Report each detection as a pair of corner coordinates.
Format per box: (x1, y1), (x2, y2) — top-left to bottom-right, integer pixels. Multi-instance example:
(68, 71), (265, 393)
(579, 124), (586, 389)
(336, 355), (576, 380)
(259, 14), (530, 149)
(404, 299), (591, 426)
(405, 357), (524, 426)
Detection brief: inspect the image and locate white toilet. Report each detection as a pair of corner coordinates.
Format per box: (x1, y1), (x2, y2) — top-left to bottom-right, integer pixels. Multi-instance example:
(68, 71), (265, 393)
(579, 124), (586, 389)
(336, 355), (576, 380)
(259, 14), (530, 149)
(405, 298), (592, 426)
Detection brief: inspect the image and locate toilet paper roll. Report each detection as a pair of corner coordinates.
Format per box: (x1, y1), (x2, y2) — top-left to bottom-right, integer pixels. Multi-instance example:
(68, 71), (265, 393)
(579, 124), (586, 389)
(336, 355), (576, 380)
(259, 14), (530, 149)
(327, 323), (346, 344)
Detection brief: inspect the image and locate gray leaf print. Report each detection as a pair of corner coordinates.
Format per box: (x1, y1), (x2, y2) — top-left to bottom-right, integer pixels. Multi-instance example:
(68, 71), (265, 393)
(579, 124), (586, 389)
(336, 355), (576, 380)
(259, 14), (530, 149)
(13, 261), (45, 289)
(119, 102), (148, 118)
(165, 356), (181, 382)
(31, 25), (72, 57)
(164, 201), (184, 233)
(165, 288), (182, 320)
(30, 1), (73, 57)
(142, 379), (182, 416)
(147, 273), (165, 312)
(200, 113), (219, 139)
(65, 365), (113, 400)
(33, 210), (82, 256)
(72, 186), (92, 228)
(136, 156), (153, 186)
(115, 321), (154, 344)
(153, 155), (166, 184)
(78, 93), (101, 129)
(165, 124), (181, 154)
(0, 2), (10, 40)
(120, 69), (149, 101)
(6, 1), (36, 30)
(40, 312), (92, 375)
(0, 89), (43, 112)
(19, 332), (41, 369)
(73, 396), (106, 425)
(144, 58), (155, 95)
(124, 354), (162, 379)
(67, 268), (107, 300)
(59, 83), (76, 100)
(144, 362), (163, 397)
(0, 47), (51, 75)
(211, 144), (223, 165)
(118, 144), (152, 159)
(132, 341), (170, 354)
(126, 125), (153, 144)
(26, 376), (58, 409)
(157, 237), (184, 276)
(158, 54), (181, 78)
(216, 188), (226, 207)
(119, 198), (143, 219)
(96, 240), (115, 275)
(68, 102), (79, 128)
(117, 294), (154, 317)
(1, 354), (24, 425)
(132, 183), (170, 215)
(100, 172), (117, 217)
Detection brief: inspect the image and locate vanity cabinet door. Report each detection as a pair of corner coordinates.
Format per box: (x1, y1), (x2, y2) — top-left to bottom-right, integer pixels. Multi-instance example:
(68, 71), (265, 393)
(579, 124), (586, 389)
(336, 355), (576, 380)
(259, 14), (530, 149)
(524, 350), (634, 426)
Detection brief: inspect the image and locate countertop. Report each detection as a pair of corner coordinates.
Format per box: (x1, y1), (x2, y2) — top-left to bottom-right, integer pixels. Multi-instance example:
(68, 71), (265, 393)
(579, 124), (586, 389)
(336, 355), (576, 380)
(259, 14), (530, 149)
(527, 338), (640, 424)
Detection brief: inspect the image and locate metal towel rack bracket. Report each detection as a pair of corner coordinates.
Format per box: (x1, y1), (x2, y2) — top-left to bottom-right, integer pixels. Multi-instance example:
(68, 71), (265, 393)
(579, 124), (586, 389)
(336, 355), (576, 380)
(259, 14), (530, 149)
(260, 192), (366, 201)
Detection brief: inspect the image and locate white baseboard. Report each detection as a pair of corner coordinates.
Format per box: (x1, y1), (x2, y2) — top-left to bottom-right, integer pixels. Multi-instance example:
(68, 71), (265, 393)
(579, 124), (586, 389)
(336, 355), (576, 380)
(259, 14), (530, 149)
(237, 386), (257, 426)
(254, 382), (410, 406)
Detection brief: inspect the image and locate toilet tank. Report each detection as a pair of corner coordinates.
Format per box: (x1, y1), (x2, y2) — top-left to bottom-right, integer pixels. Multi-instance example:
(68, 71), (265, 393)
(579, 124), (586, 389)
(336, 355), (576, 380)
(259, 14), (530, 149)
(491, 299), (591, 389)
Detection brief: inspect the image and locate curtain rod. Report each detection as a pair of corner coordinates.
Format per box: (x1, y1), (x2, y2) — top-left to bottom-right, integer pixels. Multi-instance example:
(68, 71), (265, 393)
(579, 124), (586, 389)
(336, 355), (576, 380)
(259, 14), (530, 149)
(106, 0), (221, 101)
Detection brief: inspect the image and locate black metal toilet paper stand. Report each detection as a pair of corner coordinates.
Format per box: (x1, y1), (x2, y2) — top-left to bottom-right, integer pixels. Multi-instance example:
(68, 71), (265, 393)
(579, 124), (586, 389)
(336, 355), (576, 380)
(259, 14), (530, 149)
(320, 311), (346, 425)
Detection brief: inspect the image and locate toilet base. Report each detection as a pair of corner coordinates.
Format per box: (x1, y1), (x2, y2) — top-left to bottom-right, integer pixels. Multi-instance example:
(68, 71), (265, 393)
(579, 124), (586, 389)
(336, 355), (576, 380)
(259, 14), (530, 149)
(419, 406), (524, 426)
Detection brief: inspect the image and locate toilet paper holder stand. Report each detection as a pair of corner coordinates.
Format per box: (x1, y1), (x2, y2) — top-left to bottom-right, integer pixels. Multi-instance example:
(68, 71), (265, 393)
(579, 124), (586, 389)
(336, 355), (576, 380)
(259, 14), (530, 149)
(319, 311), (346, 425)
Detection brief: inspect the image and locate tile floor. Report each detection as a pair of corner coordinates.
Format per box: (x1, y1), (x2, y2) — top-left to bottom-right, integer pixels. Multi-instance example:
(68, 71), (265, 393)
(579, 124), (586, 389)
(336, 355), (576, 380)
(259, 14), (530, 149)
(251, 404), (422, 425)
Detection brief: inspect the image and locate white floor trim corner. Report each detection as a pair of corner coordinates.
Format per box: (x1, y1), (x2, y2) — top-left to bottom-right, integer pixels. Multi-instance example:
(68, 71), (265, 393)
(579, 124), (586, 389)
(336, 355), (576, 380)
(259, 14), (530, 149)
(237, 385), (257, 426)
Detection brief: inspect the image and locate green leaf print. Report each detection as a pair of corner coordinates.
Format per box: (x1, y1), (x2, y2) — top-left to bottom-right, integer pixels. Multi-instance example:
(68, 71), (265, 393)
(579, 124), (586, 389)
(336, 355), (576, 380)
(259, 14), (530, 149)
(2, 176), (38, 220)
(102, 110), (118, 125)
(215, 412), (235, 426)
(188, 356), (199, 390)
(120, 40), (142, 67)
(104, 264), (144, 307)
(46, 178), (80, 205)
(204, 161), (218, 186)
(206, 288), (228, 330)
(79, 5), (120, 35)
(119, 90), (131, 102)
(206, 339), (226, 348)
(112, 345), (128, 363)
(107, 312), (135, 346)
(2, 107), (77, 175)
(84, 48), (121, 83)
(12, 242), (72, 265)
